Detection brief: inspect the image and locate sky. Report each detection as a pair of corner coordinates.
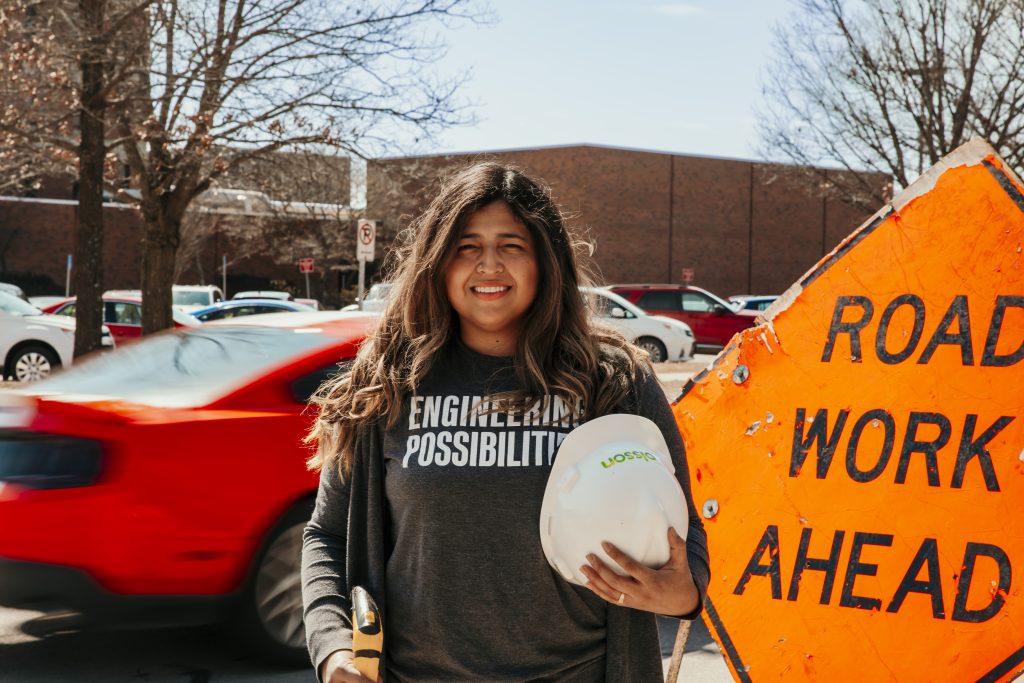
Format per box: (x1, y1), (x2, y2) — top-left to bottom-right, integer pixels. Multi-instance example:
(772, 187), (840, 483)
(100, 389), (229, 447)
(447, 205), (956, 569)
(428, 0), (796, 161)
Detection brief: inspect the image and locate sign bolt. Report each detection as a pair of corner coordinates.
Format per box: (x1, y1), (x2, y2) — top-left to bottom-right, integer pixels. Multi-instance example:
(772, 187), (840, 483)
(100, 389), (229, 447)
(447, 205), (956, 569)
(732, 365), (750, 384)
(702, 499), (719, 519)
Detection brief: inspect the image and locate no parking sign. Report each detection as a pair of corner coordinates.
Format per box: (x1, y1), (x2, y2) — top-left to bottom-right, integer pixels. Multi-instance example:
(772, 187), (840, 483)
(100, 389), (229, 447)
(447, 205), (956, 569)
(357, 220), (376, 262)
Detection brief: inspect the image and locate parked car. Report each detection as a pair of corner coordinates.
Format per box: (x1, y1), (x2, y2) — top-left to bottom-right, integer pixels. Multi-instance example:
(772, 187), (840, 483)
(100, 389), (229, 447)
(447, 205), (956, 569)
(42, 293), (199, 343)
(191, 299), (313, 322)
(608, 284), (758, 350)
(341, 283), (393, 312)
(173, 284), (225, 312)
(729, 294), (779, 312)
(0, 311), (379, 663)
(232, 290), (293, 302)
(295, 298), (323, 310)
(581, 287), (694, 362)
(0, 291), (114, 381)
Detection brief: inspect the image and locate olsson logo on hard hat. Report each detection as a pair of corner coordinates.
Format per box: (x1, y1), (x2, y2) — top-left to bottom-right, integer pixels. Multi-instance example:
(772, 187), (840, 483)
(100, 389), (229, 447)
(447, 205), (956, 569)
(601, 450), (659, 468)
(539, 414), (689, 587)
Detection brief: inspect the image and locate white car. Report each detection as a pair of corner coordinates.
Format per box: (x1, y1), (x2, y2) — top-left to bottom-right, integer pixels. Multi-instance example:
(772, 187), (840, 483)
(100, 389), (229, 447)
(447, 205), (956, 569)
(581, 287), (695, 363)
(173, 284), (225, 312)
(0, 292), (114, 381)
(341, 283), (393, 313)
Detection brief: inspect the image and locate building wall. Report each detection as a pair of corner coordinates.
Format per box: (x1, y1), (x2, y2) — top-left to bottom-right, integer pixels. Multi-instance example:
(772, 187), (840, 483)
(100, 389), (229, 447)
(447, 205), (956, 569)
(1, 145), (889, 303)
(367, 145), (890, 298)
(0, 198), (143, 294)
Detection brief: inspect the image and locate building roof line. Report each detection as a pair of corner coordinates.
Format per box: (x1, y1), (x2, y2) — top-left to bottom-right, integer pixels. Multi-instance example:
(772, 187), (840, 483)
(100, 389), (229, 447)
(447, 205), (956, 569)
(375, 142), (890, 177)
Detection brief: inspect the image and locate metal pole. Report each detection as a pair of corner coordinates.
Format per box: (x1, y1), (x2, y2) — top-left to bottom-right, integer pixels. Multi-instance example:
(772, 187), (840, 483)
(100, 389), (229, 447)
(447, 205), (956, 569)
(222, 254), (227, 297)
(357, 259), (366, 309)
(65, 254), (72, 296)
(305, 271), (311, 300)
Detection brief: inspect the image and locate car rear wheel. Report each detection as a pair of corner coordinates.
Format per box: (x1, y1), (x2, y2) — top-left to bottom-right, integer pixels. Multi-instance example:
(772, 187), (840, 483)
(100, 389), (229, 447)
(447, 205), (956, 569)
(9, 345), (60, 382)
(235, 499), (313, 666)
(637, 337), (668, 363)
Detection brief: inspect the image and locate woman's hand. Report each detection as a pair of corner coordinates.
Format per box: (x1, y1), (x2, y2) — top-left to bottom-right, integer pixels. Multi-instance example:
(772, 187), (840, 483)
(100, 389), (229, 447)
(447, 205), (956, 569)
(579, 527), (699, 616)
(321, 649), (379, 683)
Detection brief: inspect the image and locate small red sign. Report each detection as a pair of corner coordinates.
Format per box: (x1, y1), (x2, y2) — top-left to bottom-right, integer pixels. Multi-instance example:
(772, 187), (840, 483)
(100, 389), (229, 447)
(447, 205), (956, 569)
(681, 267), (695, 283)
(299, 258), (314, 274)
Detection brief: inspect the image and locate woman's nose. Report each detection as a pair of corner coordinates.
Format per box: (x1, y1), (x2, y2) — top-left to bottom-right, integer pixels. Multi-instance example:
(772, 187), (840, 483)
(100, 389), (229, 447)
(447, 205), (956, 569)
(476, 245), (504, 273)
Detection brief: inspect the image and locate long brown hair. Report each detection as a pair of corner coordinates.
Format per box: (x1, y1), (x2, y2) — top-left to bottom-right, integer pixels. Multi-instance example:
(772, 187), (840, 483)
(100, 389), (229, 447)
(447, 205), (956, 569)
(307, 161), (647, 474)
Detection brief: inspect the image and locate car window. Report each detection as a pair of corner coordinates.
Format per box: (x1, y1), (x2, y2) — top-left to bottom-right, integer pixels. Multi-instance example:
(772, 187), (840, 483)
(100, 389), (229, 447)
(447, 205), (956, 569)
(213, 291), (223, 302)
(195, 309), (224, 322)
(254, 305), (286, 315)
(107, 301), (142, 325)
(173, 290), (213, 306)
(590, 293), (635, 318)
(637, 291), (680, 311)
(56, 303), (76, 317)
(364, 284), (392, 301)
(681, 292), (716, 312)
(290, 362), (346, 404)
(223, 305), (260, 318)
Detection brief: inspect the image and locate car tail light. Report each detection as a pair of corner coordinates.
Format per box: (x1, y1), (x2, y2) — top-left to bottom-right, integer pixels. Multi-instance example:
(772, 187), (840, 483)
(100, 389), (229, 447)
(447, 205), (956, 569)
(0, 432), (104, 489)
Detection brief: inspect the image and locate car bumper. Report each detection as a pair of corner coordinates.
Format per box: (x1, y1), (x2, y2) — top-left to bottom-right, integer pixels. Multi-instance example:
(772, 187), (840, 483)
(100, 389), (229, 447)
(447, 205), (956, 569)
(0, 556), (233, 626)
(675, 338), (695, 361)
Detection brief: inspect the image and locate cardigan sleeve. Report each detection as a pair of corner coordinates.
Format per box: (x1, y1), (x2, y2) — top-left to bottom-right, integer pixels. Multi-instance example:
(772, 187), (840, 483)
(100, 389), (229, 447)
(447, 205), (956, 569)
(301, 460), (354, 681)
(632, 366), (711, 619)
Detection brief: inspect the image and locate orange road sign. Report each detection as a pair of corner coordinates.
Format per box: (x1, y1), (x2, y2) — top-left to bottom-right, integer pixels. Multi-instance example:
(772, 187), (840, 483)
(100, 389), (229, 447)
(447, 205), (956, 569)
(675, 139), (1024, 682)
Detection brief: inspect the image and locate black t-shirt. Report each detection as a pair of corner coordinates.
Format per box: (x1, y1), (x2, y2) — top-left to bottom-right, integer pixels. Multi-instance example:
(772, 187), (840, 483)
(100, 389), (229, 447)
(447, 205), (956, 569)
(382, 340), (608, 682)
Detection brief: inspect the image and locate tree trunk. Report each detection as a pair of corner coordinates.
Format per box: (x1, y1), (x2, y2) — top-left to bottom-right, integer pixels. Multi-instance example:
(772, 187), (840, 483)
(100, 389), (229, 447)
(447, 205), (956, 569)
(140, 209), (180, 334)
(72, 0), (108, 358)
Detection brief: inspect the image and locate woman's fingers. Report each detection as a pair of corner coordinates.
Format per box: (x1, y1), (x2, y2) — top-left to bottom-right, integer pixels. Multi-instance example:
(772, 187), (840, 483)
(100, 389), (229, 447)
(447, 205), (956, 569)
(601, 541), (654, 580)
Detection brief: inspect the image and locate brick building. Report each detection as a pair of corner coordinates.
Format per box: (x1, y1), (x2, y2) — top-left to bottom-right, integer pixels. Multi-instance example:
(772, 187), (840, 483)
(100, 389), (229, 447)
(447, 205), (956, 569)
(0, 144), (889, 303)
(367, 145), (891, 298)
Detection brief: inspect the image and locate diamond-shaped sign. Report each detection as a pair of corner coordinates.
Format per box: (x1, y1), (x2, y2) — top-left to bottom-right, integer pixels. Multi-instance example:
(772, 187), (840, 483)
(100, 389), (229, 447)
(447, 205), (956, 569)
(676, 140), (1024, 682)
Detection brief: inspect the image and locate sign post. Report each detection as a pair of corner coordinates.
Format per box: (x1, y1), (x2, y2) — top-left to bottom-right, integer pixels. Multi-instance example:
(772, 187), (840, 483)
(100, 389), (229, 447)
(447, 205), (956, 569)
(299, 257), (314, 299)
(65, 254), (72, 296)
(356, 219), (376, 306)
(676, 140), (1024, 682)
(221, 254), (227, 298)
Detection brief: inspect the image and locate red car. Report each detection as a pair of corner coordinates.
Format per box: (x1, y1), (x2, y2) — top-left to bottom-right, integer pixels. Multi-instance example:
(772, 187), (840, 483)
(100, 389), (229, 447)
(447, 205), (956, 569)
(609, 284), (758, 350)
(0, 311), (377, 663)
(42, 291), (197, 342)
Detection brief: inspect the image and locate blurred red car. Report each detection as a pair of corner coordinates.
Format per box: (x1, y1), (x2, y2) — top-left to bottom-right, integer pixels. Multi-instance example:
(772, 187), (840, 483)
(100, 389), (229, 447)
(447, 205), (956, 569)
(41, 291), (197, 342)
(609, 284), (758, 351)
(0, 311), (377, 663)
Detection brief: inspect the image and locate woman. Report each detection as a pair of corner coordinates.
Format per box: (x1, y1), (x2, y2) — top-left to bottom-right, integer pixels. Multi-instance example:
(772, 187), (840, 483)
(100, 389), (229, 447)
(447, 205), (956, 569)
(301, 162), (709, 683)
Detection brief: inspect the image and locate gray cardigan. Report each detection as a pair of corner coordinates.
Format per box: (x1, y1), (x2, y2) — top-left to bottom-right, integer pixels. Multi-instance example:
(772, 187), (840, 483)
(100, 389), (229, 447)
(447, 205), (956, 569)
(302, 378), (709, 682)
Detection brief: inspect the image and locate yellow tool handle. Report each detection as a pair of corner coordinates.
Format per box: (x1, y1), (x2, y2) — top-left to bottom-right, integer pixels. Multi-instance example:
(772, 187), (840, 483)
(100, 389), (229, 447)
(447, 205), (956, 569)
(352, 586), (383, 681)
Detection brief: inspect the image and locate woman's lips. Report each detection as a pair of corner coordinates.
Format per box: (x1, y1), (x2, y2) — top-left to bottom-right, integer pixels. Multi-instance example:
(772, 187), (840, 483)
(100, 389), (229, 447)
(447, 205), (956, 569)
(470, 284), (511, 300)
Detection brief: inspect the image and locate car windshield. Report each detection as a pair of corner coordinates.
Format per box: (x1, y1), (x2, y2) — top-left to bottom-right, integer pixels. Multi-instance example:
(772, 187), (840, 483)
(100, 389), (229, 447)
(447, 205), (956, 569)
(0, 292), (42, 317)
(30, 326), (338, 407)
(173, 290), (211, 306)
(583, 288), (647, 318)
(364, 284), (392, 301)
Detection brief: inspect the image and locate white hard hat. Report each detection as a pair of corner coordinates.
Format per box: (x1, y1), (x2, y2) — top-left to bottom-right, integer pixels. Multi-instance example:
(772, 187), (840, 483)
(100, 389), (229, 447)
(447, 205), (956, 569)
(539, 413), (689, 587)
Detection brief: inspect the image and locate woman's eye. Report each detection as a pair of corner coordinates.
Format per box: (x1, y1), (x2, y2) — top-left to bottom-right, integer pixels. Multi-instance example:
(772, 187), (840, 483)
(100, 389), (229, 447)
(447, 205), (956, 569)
(502, 243), (524, 251)
(457, 244), (479, 252)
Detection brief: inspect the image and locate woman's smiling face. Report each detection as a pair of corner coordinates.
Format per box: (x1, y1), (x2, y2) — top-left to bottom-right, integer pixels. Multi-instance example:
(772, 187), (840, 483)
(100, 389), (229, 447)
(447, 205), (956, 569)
(444, 200), (539, 356)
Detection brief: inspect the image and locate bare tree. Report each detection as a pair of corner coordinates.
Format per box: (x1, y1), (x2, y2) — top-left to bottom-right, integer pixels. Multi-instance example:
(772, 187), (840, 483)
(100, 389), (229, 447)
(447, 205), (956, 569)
(111, 0), (478, 333)
(0, 0), (150, 355)
(758, 0), (1024, 205)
